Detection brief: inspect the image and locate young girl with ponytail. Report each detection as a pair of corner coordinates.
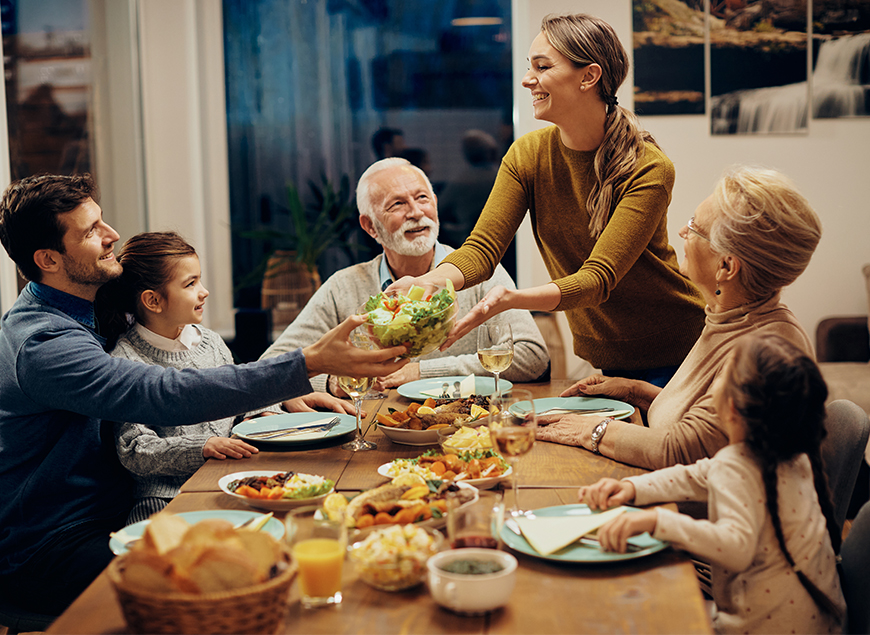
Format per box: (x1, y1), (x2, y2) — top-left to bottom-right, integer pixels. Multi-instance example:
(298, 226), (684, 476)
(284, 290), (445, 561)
(395, 13), (704, 386)
(579, 332), (846, 633)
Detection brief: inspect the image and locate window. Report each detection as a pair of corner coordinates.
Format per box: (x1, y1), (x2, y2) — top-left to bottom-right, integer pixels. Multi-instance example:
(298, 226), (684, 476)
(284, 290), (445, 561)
(223, 0), (515, 309)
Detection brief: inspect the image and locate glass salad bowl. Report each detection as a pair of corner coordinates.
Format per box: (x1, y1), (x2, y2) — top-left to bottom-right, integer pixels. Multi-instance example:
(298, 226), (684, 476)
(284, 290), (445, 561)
(356, 283), (458, 359)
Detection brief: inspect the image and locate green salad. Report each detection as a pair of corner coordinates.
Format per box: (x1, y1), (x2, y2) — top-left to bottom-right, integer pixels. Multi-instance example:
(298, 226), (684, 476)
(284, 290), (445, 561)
(362, 282), (456, 358)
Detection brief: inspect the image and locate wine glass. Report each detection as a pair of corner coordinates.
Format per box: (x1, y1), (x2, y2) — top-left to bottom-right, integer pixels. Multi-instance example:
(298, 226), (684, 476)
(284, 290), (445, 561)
(477, 323), (513, 397)
(338, 328), (378, 451)
(488, 388), (535, 516)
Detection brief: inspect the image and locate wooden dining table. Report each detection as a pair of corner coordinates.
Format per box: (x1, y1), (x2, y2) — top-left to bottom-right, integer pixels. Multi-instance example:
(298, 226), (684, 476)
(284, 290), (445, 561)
(47, 381), (712, 634)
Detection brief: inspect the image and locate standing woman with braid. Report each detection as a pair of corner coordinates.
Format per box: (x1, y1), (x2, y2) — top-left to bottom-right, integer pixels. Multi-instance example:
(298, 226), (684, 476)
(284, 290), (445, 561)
(580, 333), (845, 634)
(390, 13), (705, 386)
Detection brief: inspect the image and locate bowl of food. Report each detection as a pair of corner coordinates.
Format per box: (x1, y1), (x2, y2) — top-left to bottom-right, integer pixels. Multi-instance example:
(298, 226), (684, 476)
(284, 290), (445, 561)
(218, 471), (335, 512)
(349, 524), (444, 591)
(357, 283), (457, 359)
(427, 548), (518, 615)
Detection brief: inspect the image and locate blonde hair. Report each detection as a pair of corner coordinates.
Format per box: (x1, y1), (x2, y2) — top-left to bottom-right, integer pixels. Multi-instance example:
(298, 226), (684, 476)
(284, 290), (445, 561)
(709, 166), (821, 301)
(542, 13), (658, 238)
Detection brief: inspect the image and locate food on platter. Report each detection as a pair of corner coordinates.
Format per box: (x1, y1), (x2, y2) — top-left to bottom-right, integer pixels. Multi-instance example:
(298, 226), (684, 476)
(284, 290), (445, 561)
(349, 524), (443, 591)
(328, 481), (476, 530)
(377, 396), (494, 431)
(359, 283), (457, 358)
(116, 512), (287, 594)
(439, 425), (494, 453)
(225, 471), (334, 501)
(384, 448), (508, 483)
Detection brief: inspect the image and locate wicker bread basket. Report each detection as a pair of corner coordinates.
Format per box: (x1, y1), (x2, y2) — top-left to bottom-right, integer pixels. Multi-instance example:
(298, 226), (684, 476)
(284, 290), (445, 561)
(107, 546), (296, 634)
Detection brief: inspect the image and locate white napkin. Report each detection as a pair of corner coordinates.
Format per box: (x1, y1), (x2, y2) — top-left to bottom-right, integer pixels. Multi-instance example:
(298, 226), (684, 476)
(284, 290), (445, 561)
(515, 507), (627, 556)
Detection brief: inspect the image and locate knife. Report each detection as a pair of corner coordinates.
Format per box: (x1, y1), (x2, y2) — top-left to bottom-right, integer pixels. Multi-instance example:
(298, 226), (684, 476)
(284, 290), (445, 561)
(243, 416), (341, 440)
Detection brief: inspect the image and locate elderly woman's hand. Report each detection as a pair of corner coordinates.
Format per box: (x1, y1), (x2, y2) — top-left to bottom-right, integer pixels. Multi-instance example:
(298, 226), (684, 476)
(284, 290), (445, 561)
(561, 374), (633, 400)
(535, 413), (601, 449)
(561, 375), (660, 412)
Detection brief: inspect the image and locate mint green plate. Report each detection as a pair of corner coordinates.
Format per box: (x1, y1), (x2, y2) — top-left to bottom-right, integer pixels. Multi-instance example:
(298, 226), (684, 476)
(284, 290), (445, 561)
(501, 504), (667, 563)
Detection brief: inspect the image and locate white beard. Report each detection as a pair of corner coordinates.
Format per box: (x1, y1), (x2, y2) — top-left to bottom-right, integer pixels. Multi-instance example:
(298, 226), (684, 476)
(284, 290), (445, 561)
(374, 216), (439, 256)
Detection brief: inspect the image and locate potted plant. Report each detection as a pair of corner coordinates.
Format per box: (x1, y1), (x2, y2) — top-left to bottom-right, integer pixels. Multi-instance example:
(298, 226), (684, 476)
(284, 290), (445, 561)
(238, 174), (358, 329)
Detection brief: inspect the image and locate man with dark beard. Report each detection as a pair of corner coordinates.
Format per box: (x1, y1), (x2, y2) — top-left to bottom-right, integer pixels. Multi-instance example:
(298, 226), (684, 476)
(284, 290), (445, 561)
(261, 158), (550, 394)
(0, 174), (408, 616)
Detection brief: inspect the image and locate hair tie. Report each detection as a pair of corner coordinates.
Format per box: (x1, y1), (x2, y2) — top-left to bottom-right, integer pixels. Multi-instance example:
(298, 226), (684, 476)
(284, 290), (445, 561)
(606, 95), (618, 108)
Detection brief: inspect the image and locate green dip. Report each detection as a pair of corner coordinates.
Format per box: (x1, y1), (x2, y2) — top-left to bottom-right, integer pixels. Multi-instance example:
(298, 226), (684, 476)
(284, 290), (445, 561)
(439, 559), (504, 575)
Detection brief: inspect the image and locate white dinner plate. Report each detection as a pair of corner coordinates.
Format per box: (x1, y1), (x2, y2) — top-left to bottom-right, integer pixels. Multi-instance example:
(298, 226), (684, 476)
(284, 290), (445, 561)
(109, 510), (285, 555)
(397, 376), (513, 401)
(376, 461), (511, 490)
(232, 412), (355, 445)
(500, 504), (667, 563)
(218, 470), (335, 512)
(508, 396), (635, 420)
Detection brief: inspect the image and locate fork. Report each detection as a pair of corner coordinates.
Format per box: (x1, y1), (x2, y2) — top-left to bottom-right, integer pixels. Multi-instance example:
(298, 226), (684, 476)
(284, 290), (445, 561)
(244, 416), (341, 440)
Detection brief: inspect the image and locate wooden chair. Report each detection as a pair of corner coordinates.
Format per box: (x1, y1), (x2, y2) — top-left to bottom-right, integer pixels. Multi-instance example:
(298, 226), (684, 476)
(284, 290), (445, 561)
(532, 312), (567, 380)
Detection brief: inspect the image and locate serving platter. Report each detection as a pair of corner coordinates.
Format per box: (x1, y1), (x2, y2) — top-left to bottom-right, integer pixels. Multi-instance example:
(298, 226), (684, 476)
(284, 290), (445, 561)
(349, 481), (479, 538)
(376, 461), (511, 490)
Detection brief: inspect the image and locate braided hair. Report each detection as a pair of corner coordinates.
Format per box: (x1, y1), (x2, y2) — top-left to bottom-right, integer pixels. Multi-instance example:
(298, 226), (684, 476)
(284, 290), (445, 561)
(723, 333), (842, 620)
(541, 14), (658, 239)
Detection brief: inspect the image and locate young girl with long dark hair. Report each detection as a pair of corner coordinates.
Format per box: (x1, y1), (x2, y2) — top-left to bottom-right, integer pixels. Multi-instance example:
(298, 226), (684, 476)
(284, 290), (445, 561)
(579, 332), (846, 633)
(98, 231), (277, 523)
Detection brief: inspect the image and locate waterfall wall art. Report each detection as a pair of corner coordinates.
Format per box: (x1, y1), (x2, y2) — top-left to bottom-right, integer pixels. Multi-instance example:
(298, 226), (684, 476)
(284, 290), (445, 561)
(813, 1), (870, 119)
(631, 0), (870, 135)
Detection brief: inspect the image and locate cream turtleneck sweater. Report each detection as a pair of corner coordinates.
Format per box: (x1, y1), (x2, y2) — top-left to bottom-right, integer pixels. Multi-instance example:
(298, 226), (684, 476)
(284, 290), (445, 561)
(611, 294), (814, 470)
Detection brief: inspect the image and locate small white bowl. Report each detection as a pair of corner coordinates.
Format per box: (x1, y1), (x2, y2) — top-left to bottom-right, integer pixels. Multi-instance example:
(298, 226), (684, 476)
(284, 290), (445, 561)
(426, 548), (517, 615)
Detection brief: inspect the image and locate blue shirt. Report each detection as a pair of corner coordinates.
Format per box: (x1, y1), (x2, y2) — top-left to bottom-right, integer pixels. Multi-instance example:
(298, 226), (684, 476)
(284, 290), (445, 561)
(0, 283), (313, 572)
(378, 242), (449, 291)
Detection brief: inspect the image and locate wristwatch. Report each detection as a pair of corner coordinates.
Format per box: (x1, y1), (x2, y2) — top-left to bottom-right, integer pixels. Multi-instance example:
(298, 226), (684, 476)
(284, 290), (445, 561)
(590, 417), (614, 454)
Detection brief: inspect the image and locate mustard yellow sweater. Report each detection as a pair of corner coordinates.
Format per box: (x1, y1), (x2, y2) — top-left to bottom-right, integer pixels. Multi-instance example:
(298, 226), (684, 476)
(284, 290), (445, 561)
(443, 126), (705, 371)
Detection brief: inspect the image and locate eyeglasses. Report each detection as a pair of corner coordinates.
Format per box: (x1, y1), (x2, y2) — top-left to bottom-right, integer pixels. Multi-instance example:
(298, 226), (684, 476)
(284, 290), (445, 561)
(687, 216), (710, 242)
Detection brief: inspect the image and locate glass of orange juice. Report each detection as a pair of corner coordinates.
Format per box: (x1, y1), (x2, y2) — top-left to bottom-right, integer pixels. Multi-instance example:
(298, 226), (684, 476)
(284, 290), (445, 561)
(285, 506), (347, 608)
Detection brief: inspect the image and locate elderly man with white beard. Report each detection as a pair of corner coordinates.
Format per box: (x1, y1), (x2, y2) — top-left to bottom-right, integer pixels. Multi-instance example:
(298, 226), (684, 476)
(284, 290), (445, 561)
(260, 158), (550, 394)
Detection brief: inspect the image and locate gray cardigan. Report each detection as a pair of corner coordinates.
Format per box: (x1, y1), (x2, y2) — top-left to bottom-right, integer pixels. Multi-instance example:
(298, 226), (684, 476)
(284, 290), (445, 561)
(111, 326), (281, 501)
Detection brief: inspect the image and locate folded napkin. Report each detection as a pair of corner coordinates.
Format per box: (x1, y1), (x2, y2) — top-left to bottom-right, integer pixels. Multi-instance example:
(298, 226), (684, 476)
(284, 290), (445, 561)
(515, 507), (627, 556)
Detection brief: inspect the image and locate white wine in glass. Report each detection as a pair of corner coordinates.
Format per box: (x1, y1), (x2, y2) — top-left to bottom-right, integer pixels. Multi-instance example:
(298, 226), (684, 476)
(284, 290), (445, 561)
(477, 323), (513, 396)
(488, 388), (535, 516)
(338, 374), (377, 451)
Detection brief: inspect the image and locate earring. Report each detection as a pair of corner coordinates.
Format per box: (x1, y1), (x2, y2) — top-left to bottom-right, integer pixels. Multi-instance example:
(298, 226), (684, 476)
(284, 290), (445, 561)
(715, 283), (721, 296)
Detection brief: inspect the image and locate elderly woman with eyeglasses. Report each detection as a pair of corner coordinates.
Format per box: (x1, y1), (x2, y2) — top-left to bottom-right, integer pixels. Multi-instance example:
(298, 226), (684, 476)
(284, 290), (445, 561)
(537, 165), (822, 470)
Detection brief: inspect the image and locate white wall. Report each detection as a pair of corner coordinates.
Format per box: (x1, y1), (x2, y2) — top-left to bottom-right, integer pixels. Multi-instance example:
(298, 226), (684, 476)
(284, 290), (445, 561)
(512, 0), (870, 376)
